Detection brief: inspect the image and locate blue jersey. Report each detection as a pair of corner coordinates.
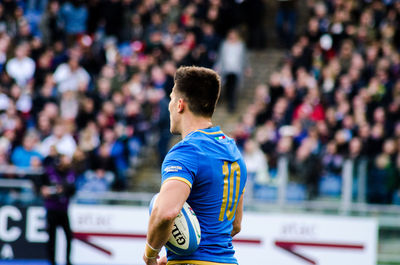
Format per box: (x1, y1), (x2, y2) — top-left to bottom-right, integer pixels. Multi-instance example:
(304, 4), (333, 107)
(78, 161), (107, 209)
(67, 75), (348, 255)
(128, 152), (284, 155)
(161, 126), (247, 265)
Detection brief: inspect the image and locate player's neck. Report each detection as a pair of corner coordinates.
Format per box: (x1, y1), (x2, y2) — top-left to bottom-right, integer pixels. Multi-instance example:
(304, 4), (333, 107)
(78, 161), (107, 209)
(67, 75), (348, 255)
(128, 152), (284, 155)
(180, 114), (213, 139)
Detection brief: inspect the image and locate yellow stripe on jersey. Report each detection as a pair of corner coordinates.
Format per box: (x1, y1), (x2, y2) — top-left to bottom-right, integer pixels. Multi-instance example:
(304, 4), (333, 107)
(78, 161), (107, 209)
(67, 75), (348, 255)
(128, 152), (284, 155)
(167, 260), (237, 265)
(226, 162), (235, 219)
(218, 161), (229, 221)
(195, 130), (224, 135)
(226, 162), (240, 220)
(163, 177), (192, 189)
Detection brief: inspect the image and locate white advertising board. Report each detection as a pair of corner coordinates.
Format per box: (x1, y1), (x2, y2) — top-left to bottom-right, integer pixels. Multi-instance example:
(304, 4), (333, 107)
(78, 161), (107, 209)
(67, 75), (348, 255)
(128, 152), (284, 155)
(235, 213), (377, 265)
(56, 204), (165, 265)
(53, 205), (378, 265)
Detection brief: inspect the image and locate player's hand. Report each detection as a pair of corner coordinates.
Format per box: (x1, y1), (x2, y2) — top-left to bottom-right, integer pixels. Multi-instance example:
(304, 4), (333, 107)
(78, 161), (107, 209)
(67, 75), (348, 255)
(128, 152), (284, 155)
(143, 254), (159, 265)
(157, 256), (167, 265)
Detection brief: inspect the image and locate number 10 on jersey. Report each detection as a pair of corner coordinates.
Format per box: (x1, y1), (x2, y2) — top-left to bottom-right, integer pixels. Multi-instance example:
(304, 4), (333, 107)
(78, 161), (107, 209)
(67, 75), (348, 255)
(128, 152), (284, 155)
(219, 161), (241, 221)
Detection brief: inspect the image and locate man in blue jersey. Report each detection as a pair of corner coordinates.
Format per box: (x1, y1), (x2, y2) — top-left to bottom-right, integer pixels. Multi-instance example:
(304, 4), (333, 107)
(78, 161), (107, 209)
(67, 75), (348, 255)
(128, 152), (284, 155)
(143, 66), (247, 265)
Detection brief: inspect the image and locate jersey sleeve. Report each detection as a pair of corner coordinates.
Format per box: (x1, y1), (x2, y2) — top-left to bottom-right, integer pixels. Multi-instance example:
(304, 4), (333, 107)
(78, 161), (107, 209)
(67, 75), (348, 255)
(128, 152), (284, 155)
(161, 143), (198, 189)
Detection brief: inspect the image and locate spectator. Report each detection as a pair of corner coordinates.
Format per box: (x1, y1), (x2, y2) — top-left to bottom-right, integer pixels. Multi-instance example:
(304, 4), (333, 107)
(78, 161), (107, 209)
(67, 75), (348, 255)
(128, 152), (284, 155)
(198, 22), (221, 68)
(243, 139), (269, 185)
(60, 0), (88, 44)
(0, 34), (11, 73)
(0, 129), (15, 158)
(34, 50), (55, 90)
(76, 97), (96, 130)
(122, 13), (144, 42)
(78, 121), (100, 154)
(40, 154), (75, 265)
(39, 121), (77, 158)
(289, 138), (322, 199)
(367, 153), (396, 204)
(100, 128), (128, 189)
(53, 52), (90, 94)
(39, 1), (64, 45)
(60, 91), (79, 120)
(215, 29), (248, 112)
(77, 166), (114, 193)
(147, 89), (170, 164)
(6, 42), (35, 88)
(276, 0), (297, 48)
(0, 101), (23, 134)
(11, 132), (43, 168)
(293, 88), (325, 123)
(32, 75), (57, 117)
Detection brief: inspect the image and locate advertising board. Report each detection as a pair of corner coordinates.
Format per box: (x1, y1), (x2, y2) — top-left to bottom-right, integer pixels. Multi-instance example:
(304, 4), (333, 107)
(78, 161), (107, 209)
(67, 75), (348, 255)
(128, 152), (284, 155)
(0, 205), (378, 265)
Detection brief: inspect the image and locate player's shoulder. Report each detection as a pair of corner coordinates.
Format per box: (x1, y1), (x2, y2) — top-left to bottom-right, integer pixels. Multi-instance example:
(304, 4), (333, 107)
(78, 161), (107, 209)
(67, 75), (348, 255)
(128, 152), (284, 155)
(162, 138), (199, 176)
(165, 139), (199, 161)
(172, 137), (199, 152)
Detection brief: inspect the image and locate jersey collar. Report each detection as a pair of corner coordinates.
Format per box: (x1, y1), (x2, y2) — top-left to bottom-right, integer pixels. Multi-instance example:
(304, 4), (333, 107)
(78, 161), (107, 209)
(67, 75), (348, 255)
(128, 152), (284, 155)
(194, 126), (223, 135)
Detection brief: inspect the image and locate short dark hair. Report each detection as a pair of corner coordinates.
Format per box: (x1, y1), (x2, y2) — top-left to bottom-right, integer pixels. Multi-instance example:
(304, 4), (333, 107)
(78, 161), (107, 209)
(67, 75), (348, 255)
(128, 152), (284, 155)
(174, 66), (221, 117)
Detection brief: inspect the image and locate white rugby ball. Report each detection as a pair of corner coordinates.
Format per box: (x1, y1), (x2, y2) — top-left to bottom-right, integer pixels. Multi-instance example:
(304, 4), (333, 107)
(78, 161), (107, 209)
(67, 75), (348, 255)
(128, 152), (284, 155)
(149, 193), (201, 256)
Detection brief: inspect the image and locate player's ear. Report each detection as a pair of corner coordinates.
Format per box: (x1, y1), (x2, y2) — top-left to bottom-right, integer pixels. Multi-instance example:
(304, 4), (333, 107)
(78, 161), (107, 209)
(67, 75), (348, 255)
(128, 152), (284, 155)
(177, 98), (185, 113)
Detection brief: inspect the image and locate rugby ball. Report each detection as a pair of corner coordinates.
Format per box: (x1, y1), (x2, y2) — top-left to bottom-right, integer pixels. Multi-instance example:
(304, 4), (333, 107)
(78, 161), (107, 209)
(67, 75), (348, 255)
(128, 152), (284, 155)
(149, 193), (201, 256)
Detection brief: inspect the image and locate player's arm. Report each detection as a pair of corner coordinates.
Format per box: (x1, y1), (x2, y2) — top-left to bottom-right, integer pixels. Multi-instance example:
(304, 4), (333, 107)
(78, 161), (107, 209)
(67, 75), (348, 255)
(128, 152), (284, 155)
(231, 193), (244, 237)
(144, 179), (190, 263)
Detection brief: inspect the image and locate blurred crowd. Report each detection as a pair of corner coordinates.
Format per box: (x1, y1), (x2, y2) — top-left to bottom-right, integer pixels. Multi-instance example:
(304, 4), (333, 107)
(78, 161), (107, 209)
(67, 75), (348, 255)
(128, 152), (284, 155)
(2, 0), (398, 206)
(238, 0), (400, 204)
(0, 0), (263, 199)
